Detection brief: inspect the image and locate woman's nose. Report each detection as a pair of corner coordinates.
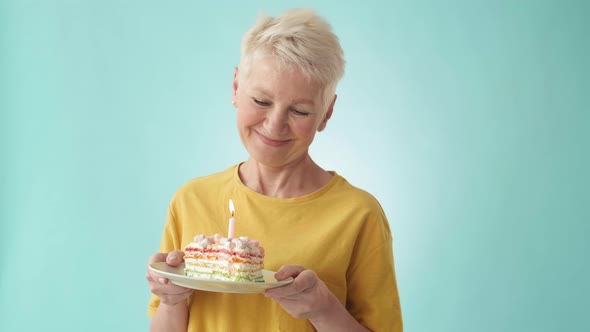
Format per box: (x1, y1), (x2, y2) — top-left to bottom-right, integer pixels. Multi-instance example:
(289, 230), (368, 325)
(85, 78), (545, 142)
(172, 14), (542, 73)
(264, 108), (288, 135)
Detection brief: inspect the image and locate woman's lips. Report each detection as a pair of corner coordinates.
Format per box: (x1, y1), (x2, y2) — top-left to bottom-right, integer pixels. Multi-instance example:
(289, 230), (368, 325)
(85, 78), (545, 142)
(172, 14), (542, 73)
(254, 131), (290, 147)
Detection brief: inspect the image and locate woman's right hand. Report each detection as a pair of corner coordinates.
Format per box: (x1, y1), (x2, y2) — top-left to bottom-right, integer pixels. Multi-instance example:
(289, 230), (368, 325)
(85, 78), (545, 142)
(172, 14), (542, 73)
(146, 250), (193, 306)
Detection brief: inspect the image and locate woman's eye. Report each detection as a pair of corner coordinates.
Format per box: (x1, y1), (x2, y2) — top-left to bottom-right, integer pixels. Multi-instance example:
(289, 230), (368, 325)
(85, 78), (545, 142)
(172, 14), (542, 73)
(253, 98), (269, 106)
(291, 108), (310, 116)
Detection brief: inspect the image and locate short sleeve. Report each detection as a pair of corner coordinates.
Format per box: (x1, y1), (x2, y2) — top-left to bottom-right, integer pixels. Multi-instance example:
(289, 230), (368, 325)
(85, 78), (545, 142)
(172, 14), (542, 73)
(147, 203), (183, 317)
(346, 208), (403, 331)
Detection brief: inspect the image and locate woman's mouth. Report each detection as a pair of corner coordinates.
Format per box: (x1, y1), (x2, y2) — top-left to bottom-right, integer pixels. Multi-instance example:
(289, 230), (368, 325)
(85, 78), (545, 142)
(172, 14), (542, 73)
(254, 131), (290, 147)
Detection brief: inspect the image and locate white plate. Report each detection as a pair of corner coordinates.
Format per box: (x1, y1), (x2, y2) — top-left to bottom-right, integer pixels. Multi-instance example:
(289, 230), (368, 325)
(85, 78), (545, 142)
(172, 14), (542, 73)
(148, 262), (293, 294)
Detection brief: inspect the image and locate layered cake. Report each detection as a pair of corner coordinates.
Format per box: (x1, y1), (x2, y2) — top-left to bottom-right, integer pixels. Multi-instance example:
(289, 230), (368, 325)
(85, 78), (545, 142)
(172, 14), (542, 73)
(184, 234), (265, 282)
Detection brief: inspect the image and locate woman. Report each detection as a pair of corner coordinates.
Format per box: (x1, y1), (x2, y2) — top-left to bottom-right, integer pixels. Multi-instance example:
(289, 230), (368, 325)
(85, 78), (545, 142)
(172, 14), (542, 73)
(146, 8), (403, 331)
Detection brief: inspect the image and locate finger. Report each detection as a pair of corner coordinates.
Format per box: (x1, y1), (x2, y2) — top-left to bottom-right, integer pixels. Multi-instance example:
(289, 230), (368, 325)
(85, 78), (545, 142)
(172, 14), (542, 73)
(147, 272), (190, 291)
(285, 270), (318, 296)
(146, 271), (169, 285)
(163, 287), (193, 297)
(166, 250), (186, 266)
(275, 265), (305, 280)
(149, 279), (193, 297)
(267, 270), (317, 298)
(169, 288), (194, 298)
(148, 252), (168, 265)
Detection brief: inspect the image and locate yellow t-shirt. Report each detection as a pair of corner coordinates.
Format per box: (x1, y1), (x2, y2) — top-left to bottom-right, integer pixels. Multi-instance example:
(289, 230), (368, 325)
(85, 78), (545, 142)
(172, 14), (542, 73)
(148, 164), (403, 331)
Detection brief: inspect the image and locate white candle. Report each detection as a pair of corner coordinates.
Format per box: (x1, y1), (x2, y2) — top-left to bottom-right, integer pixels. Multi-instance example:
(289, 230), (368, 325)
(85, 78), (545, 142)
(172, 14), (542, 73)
(228, 199), (235, 239)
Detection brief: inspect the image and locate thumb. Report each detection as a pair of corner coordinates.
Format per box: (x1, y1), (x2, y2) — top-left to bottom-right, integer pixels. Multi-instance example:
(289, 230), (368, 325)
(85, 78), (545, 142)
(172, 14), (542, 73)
(166, 250), (185, 266)
(148, 252), (168, 265)
(275, 265), (305, 280)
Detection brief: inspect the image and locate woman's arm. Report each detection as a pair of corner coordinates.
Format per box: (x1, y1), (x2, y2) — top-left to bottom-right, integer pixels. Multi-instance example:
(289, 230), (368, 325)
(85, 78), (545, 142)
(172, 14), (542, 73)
(150, 301), (189, 332)
(308, 295), (370, 332)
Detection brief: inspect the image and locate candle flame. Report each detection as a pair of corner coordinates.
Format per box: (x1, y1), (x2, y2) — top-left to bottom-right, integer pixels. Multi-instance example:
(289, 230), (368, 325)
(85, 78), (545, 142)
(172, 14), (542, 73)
(229, 199), (235, 217)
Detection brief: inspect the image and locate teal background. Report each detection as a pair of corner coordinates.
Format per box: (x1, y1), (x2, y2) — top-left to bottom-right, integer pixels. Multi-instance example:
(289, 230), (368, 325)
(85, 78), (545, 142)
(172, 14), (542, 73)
(1, 0), (588, 331)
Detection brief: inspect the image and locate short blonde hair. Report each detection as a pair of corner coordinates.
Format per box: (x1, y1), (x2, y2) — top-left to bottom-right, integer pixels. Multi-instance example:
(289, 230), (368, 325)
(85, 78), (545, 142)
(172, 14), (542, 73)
(239, 8), (345, 106)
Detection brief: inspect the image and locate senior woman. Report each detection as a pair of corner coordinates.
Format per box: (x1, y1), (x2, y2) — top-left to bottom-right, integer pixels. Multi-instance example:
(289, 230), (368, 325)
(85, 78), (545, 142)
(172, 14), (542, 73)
(146, 8), (403, 331)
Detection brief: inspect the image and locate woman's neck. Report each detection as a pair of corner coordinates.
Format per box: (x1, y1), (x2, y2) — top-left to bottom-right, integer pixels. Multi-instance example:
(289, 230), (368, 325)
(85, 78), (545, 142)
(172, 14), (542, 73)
(238, 156), (333, 198)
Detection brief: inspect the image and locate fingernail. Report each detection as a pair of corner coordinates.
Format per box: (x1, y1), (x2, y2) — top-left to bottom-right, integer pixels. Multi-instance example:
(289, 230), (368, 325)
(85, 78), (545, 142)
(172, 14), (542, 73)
(158, 278), (166, 284)
(169, 254), (177, 261)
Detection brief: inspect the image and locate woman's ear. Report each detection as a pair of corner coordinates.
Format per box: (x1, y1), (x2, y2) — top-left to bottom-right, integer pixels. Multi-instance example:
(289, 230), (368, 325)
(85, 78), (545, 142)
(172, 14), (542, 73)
(318, 95), (337, 132)
(232, 67), (239, 106)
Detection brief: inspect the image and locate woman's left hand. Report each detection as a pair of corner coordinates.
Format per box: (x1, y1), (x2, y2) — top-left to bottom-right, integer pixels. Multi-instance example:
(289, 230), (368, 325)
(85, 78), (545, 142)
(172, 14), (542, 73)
(265, 265), (371, 331)
(264, 265), (335, 320)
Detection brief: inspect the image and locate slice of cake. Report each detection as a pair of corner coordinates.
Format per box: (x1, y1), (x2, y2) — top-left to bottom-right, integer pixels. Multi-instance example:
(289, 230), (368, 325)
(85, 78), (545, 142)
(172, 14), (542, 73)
(183, 234), (265, 282)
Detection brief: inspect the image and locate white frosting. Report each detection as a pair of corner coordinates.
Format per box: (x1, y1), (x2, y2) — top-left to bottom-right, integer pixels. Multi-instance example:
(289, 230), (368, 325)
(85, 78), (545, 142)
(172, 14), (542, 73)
(186, 234), (263, 256)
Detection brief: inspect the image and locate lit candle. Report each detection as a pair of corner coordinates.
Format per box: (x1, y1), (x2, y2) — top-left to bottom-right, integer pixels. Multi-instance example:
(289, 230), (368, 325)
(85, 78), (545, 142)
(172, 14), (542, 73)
(228, 199), (235, 239)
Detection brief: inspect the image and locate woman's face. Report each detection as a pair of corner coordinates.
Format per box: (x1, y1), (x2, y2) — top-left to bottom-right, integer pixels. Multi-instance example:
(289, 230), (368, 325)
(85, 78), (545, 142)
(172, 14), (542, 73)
(233, 58), (335, 168)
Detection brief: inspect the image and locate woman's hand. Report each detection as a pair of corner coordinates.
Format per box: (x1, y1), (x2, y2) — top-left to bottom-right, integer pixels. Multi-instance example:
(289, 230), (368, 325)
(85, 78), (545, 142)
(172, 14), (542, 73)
(265, 265), (370, 332)
(146, 250), (193, 306)
(264, 265), (334, 319)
